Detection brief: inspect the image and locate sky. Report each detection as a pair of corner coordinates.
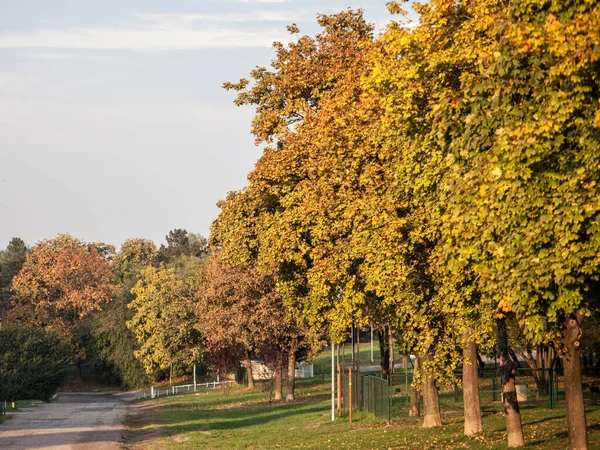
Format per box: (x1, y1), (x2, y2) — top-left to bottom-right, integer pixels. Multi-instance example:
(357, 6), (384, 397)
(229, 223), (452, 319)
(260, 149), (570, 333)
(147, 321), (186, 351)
(0, 0), (416, 250)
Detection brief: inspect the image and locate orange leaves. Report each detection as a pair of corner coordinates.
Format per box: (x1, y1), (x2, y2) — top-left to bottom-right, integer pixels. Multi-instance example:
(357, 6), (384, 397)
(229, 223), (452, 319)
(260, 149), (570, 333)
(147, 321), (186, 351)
(10, 234), (114, 340)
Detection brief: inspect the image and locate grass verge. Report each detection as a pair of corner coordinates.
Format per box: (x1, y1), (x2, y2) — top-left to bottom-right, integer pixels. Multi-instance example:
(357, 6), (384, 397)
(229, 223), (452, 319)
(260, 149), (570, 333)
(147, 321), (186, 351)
(122, 377), (600, 449)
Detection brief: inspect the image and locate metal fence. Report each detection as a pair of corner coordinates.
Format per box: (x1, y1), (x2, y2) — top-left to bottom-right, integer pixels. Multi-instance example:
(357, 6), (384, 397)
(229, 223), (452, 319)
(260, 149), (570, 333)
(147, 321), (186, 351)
(338, 365), (600, 422)
(340, 372), (391, 423)
(388, 366), (600, 418)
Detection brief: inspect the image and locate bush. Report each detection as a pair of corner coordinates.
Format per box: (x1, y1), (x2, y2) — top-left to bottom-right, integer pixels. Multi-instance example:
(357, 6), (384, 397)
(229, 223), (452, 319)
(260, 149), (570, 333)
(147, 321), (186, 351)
(0, 326), (72, 401)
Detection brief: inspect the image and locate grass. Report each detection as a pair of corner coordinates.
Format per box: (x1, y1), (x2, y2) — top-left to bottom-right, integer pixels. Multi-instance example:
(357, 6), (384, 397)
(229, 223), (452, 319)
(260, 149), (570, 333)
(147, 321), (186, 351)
(0, 399), (42, 424)
(123, 377), (600, 449)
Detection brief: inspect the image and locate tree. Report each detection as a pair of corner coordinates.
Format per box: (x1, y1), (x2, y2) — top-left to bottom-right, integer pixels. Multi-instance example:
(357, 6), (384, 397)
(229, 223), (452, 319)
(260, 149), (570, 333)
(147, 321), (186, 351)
(10, 234), (114, 375)
(222, 9), (379, 387)
(112, 238), (158, 282)
(437, 0), (600, 447)
(87, 238), (159, 389)
(158, 229), (208, 263)
(0, 325), (72, 402)
(0, 238), (28, 321)
(127, 267), (201, 383)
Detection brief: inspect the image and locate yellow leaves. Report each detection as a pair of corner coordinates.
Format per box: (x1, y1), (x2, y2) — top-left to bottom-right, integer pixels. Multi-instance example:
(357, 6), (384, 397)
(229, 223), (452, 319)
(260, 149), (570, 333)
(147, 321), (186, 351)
(497, 296), (512, 315)
(593, 103), (600, 128)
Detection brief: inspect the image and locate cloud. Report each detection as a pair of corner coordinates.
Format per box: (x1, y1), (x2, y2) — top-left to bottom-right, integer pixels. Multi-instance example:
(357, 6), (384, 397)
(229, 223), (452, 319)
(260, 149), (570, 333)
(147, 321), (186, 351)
(0, 13), (294, 51)
(137, 10), (301, 24)
(240, 0), (290, 3)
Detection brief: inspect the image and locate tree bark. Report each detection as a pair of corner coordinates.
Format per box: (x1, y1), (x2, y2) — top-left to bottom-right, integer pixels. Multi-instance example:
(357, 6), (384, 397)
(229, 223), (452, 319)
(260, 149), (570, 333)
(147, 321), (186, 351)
(286, 349), (296, 402)
(274, 356), (283, 400)
(409, 354), (421, 417)
(497, 317), (525, 447)
(462, 338), (483, 435)
(389, 326), (395, 375)
(421, 353), (442, 428)
(378, 328), (390, 375)
(563, 315), (588, 450)
(244, 351), (255, 389)
(76, 358), (84, 381)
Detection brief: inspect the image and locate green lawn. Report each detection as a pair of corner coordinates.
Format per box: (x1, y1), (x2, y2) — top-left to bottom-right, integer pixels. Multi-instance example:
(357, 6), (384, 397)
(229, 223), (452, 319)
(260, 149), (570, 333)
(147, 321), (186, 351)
(123, 377), (600, 449)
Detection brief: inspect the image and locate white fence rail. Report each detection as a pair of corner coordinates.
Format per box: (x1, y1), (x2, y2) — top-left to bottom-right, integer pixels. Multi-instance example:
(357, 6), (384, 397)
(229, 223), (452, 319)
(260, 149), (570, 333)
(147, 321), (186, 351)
(139, 380), (233, 400)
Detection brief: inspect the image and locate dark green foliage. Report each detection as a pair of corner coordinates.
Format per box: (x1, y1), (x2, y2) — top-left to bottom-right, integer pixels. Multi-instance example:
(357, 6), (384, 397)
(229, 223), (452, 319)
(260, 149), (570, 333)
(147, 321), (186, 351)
(0, 326), (72, 401)
(158, 229), (208, 263)
(86, 280), (149, 389)
(0, 238), (27, 319)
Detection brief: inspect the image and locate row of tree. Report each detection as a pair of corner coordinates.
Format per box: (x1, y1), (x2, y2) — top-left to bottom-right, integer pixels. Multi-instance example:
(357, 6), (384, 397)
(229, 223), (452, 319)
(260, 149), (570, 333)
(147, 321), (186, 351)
(211, 1), (599, 449)
(0, 230), (209, 394)
(0, 229), (315, 402)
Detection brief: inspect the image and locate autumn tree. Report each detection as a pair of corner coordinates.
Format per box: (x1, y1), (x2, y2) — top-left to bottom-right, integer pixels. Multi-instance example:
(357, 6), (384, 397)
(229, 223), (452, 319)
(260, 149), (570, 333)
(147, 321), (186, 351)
(10, 234), (114, 375)
(89, 238), (159, 388)
(127, 267), (201, 384)
(222, 9), (381, 383)
(196, 253), (286, 393)
(436, 0), (600, 447)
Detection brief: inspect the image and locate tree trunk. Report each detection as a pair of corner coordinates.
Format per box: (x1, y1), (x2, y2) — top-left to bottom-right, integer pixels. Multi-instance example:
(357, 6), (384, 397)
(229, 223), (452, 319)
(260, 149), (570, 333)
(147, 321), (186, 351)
(169, 363), (173, 386)
(244, 351), (255, 389)
(378, 328), (390, 375)
(421, 353), (442, 428)
(497, 317), (525, 447)
(274, 356), (283, 400)
(563, 315), (588, 450)
(402, 354), (408, 370)
(76, 358), (84, 381)
(409, 354), (421, 417)
(389, 326), (395, 375)
(286, 349), (296, 402)
(462, 338), (483, 435)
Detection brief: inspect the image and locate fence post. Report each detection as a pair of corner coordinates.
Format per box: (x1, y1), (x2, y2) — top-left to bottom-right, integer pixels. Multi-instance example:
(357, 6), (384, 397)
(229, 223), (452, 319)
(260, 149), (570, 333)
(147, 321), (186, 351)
(388, 375), (392, 425)
(349, 367), (353, 423)
(549, 369), (554, 409)
(337, 364), (342, 416)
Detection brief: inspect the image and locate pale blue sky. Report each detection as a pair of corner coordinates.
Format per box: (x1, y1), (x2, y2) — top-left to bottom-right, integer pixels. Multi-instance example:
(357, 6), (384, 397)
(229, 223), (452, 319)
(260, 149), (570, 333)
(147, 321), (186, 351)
(0, 0), (415, 249)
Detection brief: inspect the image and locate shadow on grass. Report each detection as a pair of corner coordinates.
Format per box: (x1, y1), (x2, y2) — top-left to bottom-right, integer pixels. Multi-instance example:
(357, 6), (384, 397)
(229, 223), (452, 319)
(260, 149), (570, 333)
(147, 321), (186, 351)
(160, 403), (328, 436)
(156, 389), (330, 415)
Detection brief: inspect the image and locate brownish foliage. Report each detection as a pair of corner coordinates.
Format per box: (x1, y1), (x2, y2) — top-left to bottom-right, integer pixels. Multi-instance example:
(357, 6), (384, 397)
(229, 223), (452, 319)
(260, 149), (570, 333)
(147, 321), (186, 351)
(10, 234), (114, 357)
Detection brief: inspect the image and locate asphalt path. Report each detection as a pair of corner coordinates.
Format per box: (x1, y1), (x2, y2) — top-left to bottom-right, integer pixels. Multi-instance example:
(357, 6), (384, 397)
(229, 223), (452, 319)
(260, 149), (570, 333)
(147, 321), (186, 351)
(0, 392), (128, 450)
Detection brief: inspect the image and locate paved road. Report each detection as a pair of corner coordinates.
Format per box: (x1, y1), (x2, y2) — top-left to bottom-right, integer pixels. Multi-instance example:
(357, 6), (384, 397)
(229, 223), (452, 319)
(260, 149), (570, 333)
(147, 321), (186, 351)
(0, 393), (126, 450)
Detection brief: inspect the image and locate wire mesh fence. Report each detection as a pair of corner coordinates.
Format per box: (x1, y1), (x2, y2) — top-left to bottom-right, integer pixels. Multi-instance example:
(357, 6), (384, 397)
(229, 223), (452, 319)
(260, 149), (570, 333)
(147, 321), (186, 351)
(337, 365), (600, 422)
(340, 371), (391, 423)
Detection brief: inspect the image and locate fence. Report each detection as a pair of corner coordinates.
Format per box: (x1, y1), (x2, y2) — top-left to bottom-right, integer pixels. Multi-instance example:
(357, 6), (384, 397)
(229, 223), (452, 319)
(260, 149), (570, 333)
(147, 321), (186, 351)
(140, 380), (233, 400)
(387, 366), (600, 418)
(337, 365), (600, 422)
(340, 371), (391, 423)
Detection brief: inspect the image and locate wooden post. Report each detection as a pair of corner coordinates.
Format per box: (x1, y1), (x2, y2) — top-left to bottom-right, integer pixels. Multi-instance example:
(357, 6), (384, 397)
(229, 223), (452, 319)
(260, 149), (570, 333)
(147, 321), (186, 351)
(349, 367), (353, 423)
